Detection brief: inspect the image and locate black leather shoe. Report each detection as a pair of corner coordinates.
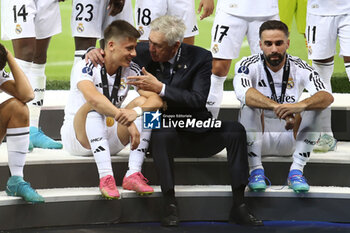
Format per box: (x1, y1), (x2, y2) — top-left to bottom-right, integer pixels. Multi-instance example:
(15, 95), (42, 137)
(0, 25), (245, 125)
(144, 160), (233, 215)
(161, 203), (179, 227)
(229, 203), (263, 226)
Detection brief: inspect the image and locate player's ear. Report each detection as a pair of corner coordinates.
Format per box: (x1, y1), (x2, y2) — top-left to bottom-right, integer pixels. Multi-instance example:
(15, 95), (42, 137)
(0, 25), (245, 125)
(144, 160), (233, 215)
(286, 39), (290, 49)
(259, 40), (262, 49)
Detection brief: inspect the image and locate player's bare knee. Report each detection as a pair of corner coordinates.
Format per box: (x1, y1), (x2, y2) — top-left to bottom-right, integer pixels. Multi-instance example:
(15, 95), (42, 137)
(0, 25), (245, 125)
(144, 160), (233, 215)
(74, 37), (97, 51)
(7, 98), (29, 123)
(11, 39), (36, 62)
(212, 59), (231, 77)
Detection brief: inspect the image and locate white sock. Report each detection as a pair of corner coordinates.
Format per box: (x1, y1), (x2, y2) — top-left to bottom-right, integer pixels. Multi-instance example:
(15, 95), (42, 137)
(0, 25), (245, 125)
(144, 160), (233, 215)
(312, 60), (334, 136)
(28, 63), (46, 128)
(238, 106), (264, 173)
(345, 62), (350, 82)
(206, 74), (225, 118)
(125, 117), (151, 177)
(291, 111), (322, 172)
(312, 60), (334, 92)
(74, 50), (86, 64)
(86, 111), (113, 178)
(7, 127), (29, 177)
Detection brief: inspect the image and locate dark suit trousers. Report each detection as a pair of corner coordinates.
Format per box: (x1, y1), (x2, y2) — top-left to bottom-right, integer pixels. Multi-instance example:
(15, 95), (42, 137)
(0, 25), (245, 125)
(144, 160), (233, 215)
(150, 121), (249, 196)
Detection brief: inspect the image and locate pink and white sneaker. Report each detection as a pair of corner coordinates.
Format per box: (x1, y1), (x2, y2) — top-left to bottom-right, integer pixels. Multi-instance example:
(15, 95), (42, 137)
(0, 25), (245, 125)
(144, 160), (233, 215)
(99, 175), (120, 199)
(122, 172), (154, 195)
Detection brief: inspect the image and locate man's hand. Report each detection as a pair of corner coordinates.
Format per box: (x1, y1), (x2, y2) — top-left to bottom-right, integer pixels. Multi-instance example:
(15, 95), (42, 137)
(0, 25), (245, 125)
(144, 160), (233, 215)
(85, 48), (105, 67)
(284, 114), (295, 130)
(274, 102), (307, 119)
(115, 108), (138, 126)
(197, 0), (214, 20)
(127, 123), (140, 150)
(107, 0), (125, 16)
(127, 67), (163, 93)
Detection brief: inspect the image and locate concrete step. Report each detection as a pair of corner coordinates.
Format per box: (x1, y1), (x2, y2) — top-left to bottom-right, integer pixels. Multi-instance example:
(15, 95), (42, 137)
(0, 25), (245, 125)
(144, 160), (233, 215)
(0, 142), (349, 189)
(2, 185), (350, 230)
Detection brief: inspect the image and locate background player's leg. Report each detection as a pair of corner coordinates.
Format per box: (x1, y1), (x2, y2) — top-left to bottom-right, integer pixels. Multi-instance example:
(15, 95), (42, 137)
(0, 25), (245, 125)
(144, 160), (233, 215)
(28, 38), (62, 149)
(312, 57), (336, 152)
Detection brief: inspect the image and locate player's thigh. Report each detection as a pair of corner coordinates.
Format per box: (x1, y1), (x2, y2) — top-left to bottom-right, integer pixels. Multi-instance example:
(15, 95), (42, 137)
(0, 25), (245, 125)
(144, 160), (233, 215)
(102, 0), (134, 38)
(1, 0), (36, 40)
(35, 0), (61, 39)
(306, 14), (337, 60)
(338, 14), (350, 57)
(135, 0), (166, 40)
(168, 0), (198, 38)
(107, 123), (125, 155)
(71, 0), (106, 39)
(246, 15), (279, 55)
(261, 131), (295, 156)
(210, 12), (247, 60)
(61, 120), (92, 156)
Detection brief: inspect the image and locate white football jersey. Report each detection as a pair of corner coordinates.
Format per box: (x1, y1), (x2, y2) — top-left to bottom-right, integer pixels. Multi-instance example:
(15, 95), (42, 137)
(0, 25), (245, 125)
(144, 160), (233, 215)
(218, 0), (278, 17)
(307, 0), (350, 16)
(0, 69), (12, 88)
(233, 53), (329, 118)
(64, 60), (141, 121)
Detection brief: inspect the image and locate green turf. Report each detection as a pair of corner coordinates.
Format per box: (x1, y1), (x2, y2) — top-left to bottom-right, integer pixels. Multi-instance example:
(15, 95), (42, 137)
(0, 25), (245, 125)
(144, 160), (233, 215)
(0, 0), (348, 91)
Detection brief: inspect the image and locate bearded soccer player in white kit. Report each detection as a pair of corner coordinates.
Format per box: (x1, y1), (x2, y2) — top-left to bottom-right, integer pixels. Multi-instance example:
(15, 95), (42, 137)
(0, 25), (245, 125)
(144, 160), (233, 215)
(207, 0), (279, 118)
(1, 0), (65, 150)
(306, 0), (350, 153)
(61, 20), (163, 199)
(233, 20), (333, 193)
(134, 0), (214, 45)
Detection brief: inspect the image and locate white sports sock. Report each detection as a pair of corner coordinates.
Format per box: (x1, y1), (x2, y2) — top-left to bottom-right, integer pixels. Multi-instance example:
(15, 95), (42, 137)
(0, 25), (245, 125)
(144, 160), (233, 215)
(345, 62), (350, 82)
(238, 106), (264, 173)
(312, 60), (334, 136)
(290, 111), (322, 172)
(86, 111), (113, 178)
(125, 117), (151, 177)
(7, 127), (29, 177)
(73, 50), (86, 66)
(29, 63), (46, 128)
(206, 74), (225, 118)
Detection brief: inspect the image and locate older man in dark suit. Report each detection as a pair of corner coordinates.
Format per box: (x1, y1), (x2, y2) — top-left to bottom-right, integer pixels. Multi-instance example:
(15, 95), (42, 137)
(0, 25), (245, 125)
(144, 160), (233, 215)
(86, 16), (262, 227)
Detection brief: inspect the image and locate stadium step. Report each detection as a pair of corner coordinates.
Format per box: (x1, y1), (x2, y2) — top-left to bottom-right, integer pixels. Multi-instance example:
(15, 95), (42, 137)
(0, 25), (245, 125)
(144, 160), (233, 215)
(1, 185), (350, 230)
(0, 142), (350, 189)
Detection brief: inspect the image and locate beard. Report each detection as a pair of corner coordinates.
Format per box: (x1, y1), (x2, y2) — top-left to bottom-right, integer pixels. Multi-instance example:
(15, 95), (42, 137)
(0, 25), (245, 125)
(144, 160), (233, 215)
(264, 52), (286, 67)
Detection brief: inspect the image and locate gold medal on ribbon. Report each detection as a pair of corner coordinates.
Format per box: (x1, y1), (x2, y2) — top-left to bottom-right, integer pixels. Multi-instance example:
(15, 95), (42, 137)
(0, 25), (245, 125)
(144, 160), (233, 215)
(106, 117), (115, 127)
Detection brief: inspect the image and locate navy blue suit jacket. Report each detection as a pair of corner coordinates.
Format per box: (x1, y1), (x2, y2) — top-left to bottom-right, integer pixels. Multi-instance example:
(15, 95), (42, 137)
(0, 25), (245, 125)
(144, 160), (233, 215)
(133, 42), (213, 125)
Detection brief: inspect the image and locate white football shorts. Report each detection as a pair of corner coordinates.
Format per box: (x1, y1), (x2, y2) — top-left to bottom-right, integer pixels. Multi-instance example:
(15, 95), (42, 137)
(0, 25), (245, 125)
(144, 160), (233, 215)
(60, 119), (125, 156)
(135, 0), (198, 40)
(1, 0), (61, 40)
(210, 10), (279, 59)
(71, 0), (134, 39)
(306, 13), (350, 59)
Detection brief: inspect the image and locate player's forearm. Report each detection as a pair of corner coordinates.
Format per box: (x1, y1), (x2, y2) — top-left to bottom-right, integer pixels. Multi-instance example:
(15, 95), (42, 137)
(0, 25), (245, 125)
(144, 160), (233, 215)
(245, 88), (279, 110)
(7, 52), (34, 102)
(86, 94), (120, 117)
(300, 91), (334, 110)
(140, 95), (163, 112)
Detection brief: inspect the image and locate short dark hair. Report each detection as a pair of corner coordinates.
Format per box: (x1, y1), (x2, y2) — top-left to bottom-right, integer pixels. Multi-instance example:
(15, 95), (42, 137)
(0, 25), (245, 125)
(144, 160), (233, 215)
(0, 43), (8, 70)
(259, 20), (289, 38)
(104, 20), (140, 47)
